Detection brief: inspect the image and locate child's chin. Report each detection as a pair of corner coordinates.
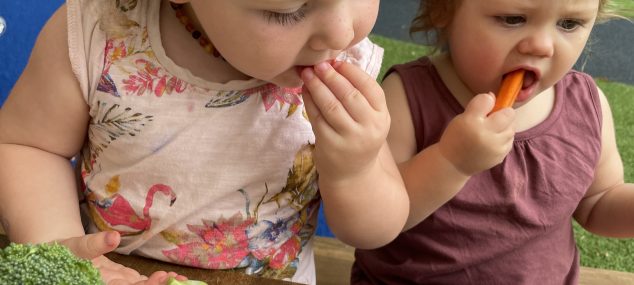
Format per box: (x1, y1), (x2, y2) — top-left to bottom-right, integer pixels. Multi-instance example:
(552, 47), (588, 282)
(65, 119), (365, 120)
(271, 73), (304, 88)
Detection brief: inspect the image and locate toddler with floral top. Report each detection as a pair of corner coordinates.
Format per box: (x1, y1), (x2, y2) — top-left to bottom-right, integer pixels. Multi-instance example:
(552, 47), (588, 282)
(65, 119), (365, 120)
(0, 0), (408, 284)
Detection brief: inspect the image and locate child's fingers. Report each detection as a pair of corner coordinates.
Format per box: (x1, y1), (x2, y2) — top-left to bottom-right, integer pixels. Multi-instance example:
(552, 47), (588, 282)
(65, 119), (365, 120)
(333, 61), (386, 112)
(301, 87), (321, 125)
(312, 61), (375, 122)
(60, 231), (120, 260)
(487, 107), (516, 133)
(145, 271), (169, 285)
(464, 92), (495, 118)
(108, 279), (134, 285)
(156, 272), (189, 285)
(164, 272), (188, 282)
(98, 263), (147, 285)
(108, 274), (151, 285)
(301, 66), (354, 132)
(302, 86), (331, 134)
(302, 85), (341, 140)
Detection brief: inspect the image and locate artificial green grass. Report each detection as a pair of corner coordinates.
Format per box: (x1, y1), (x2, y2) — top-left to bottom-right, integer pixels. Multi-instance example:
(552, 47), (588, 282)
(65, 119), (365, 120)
(371, 34), (634, 272)
(370, 34), (430, 79)
(622, 0), (634, 10)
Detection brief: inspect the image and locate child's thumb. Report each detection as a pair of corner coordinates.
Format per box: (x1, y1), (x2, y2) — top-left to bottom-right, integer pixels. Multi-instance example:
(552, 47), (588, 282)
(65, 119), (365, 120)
(60, 231), (120, 260)
(465, 92), (495, 118)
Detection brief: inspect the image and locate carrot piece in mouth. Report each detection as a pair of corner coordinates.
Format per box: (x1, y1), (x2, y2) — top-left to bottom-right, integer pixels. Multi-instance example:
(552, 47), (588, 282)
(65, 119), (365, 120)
(491, 69), (525, 113)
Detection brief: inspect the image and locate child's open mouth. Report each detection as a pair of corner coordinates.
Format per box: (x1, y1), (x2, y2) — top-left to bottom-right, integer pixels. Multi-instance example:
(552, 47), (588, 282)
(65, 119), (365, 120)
(505, 69), (539, 103)
(520, 70), (537, 90)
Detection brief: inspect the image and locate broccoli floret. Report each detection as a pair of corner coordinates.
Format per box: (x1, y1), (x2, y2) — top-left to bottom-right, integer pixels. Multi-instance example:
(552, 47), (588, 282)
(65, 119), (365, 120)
(0, 242), (103, 285)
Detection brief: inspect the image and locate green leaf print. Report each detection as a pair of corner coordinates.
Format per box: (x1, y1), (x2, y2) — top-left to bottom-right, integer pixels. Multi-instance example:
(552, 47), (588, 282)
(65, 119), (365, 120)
(204, 90), (250, 108)
(85, 101), (153, 171)
(265, 144), (318, 210)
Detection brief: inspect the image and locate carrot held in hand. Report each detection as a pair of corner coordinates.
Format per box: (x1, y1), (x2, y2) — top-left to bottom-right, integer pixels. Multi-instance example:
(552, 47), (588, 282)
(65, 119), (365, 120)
(491, 69), (525, 113)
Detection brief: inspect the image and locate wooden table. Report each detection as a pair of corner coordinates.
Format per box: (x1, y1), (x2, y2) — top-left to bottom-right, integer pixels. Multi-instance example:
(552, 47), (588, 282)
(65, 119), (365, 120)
(0, 235), (299, 285)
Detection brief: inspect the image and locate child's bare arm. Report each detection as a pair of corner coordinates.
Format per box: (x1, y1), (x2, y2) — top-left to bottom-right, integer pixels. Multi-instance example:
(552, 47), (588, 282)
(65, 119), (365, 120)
(574, 88), (634, 237)
(0, 6), (181, 284)
(383, 73), (516, 230)
(0, 4), (88, 244)
(382, 73), (469, 229)
(301, 62), (409, 249)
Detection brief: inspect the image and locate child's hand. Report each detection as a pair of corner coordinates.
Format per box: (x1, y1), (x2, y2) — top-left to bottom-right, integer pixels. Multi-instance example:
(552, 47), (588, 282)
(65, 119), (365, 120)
(438, 93), (515, 176)
(60, 231), (187, 285)
(301, 61), (389, 183)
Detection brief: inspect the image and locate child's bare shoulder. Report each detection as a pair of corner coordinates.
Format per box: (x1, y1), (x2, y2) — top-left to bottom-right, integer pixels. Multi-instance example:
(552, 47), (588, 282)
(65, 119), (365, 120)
(0, 4), (87, 157)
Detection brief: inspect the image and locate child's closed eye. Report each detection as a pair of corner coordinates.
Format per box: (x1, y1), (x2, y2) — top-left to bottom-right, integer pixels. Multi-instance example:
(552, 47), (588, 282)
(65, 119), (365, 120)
(263, 4), (309, 26)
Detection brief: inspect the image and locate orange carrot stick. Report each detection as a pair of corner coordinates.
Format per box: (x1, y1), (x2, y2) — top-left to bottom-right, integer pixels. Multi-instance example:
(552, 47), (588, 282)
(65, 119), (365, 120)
(491, 69), (525, 113)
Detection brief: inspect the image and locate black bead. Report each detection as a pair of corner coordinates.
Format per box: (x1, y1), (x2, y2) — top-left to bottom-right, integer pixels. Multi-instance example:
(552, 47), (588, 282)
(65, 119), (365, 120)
(192, 30), (201, 39)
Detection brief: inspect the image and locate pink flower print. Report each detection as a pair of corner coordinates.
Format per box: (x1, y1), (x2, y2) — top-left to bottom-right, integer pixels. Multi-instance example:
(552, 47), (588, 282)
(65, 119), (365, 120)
(154, 75), (187, 97)
(123, 69), (153, 96)
(269, 236), (301, 269)
(111, 40), (128, 62)
(98, 40), (121, 97)
(122, 59), (187, 97)
(104, 39), (115, 60)
(247, 216), (302, 269)
(244, 83), (303, 112)
(162, 213), (255, 269)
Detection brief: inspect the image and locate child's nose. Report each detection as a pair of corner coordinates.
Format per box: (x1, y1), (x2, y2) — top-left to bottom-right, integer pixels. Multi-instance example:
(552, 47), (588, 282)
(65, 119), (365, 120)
(517, 29), (555, 58)
(308, 13), (354, 51)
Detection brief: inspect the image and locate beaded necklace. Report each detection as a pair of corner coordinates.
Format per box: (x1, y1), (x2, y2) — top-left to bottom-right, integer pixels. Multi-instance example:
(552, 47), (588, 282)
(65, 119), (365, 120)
(170, 3), (222, 58)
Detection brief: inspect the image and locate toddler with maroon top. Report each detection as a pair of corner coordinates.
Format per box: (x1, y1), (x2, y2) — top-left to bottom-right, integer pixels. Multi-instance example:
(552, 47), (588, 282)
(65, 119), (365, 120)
(352, 0), (633, 284)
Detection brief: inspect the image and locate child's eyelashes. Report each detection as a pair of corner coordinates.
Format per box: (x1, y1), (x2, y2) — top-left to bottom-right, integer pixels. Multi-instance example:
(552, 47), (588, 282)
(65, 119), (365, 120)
(494, 15), (587, 32)
(495, 15), (526, 27)
(557, 19), (585, 32)
(263, 5), (308, 26)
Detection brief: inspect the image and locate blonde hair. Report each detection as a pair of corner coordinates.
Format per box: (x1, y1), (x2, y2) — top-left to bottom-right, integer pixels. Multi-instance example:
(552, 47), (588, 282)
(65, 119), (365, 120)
(410, 0), (629, 51)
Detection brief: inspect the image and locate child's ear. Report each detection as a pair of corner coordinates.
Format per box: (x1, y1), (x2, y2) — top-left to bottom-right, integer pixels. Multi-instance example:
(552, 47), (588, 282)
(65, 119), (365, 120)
(170, 0), (190, 4)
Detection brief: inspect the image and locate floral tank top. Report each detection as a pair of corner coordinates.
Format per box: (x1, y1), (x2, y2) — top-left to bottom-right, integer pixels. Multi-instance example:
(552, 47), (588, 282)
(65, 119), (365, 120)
(66, 0), (383, 283)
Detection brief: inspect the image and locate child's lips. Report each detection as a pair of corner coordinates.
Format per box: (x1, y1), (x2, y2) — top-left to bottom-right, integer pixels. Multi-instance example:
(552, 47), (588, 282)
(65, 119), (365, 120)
(296, 60), (337, 77)
(296, 66), (310, 77)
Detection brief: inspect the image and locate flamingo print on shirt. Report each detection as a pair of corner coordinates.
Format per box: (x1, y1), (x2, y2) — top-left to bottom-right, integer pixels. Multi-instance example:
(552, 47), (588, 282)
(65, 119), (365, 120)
(86, 175), (177, 236)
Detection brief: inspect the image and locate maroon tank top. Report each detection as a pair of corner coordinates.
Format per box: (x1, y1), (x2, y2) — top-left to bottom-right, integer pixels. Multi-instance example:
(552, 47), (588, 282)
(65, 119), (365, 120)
(352, 57), (603, 284)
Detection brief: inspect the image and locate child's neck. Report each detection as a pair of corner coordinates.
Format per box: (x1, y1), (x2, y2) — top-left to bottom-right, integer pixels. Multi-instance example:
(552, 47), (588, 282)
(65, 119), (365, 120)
(430, 54), (473, 108)
(159, 0), (250, 83)
(431, 53), (555, 133)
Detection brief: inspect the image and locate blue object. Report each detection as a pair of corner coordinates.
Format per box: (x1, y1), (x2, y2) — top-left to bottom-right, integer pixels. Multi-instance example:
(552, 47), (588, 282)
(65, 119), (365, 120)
(0, 17), (6, 37)
(0, 0), (64, 103)
(316, 204), (334, 237)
